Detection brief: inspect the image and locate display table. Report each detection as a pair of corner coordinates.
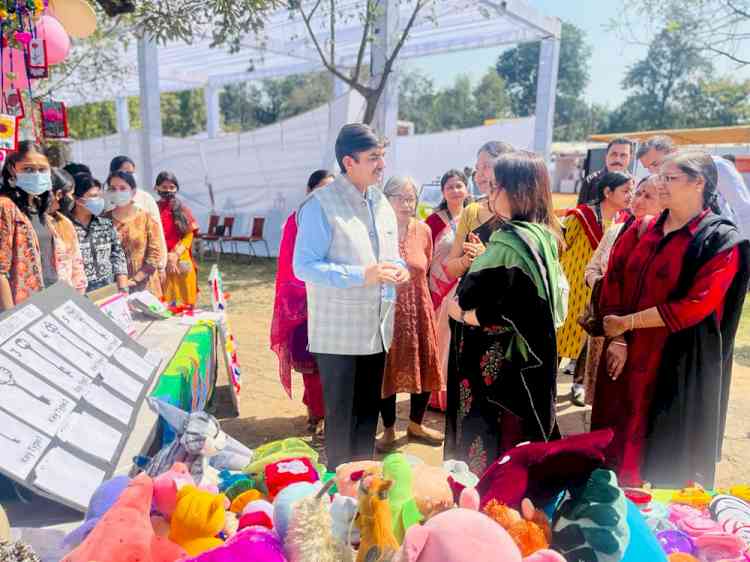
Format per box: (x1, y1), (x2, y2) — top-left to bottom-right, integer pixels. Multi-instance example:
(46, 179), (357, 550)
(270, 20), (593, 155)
(3, 317), (190, 531)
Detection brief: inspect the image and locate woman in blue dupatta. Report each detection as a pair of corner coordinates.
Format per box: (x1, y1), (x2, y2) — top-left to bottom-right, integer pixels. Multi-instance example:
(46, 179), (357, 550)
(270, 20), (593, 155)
(446, 151), (567, 476)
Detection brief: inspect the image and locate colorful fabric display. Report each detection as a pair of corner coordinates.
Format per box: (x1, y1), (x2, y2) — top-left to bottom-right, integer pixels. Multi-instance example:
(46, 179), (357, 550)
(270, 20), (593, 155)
(709, 494), (750, 544)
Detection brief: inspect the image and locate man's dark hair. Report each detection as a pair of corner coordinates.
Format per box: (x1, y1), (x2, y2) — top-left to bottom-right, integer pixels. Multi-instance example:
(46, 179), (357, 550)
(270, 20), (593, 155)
(477, 140), (514, 158)
(722, 154), (737, 165)
(335, 124), (383, 174)
(636, 135), (674, 160)
(606, 137), (633, 153)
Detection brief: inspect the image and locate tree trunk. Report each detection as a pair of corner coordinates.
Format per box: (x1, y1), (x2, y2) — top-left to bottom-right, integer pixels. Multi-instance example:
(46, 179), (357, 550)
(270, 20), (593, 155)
(362, 87), (386, 126)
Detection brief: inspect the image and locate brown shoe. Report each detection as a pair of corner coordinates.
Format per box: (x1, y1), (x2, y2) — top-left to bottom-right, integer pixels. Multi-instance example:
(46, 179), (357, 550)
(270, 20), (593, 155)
(407, 425), (444, 446)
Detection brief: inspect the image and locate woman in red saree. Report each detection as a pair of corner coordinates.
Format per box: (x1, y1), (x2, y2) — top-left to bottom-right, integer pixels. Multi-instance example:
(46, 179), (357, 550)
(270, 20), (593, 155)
(271, 170), (333, 434)
(425, 169), (471, 411)
(592, 152), (749, 488)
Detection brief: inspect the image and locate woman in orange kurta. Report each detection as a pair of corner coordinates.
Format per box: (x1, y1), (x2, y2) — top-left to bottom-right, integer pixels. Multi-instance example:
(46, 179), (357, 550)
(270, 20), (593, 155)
(377, 176), (443, 451)
(155, 171), (199, 308)
(105, 171), (163, 297)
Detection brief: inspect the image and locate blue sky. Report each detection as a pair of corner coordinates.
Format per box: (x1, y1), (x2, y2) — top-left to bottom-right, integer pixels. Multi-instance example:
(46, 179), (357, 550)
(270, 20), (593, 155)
(406, 0), (748, 108)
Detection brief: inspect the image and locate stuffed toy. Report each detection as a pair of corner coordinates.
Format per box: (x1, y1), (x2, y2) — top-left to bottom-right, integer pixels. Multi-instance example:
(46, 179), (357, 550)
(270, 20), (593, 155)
(476, 430), (614, 511)
(218, 471), (254, 494)
(330, 494), (359, 546)
(231, 489), (264, 513)
(382, 454), (423, 542)
(483, 499), (551, 557)
(620, 501), (668, 562)
(153, 463), (194, 519)
(145, 398), (229, 488)
(355, 473), (400, 562)
(63, 475), (131, 549)
(225, 479), (256, 501)
(397, 489), (565, 562)
(285, 480), (355, 562)
(264, 457), (319, 500)
(178, 527), (288, 562)
(61, 473), (187, 562)
(169, 485), (228, 556)
(335, 461), (381, 498)
(551, 469), (630, 562)
(411, 465), (454, 519)
(671, 485), (712, 509)
(244, 438), (323, 489)
(273, 482), (323, 542)
(239, 500), (275, 531)
(0, 540), (41, 562)
(443, 460), (479, 503)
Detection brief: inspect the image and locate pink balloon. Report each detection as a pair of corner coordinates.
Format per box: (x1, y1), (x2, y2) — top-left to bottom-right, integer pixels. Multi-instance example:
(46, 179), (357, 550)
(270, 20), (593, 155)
(1, 47), (30, 88)
(39, 15), (70, 65)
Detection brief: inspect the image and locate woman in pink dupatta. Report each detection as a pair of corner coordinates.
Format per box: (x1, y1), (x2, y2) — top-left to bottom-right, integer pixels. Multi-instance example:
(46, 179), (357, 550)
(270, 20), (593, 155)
(271, 170), (334, 434)
(424, 169), (471, 411)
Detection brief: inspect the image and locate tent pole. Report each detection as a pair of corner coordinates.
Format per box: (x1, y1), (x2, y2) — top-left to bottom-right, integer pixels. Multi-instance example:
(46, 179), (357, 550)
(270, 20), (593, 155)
(533, 36), (560, 162)
(137, 34), (162, 188)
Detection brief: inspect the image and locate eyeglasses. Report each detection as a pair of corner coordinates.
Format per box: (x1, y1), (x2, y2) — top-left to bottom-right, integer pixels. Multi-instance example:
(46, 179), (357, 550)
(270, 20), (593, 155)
(658, 173), (692, 184)
(388, 195), (417, 205)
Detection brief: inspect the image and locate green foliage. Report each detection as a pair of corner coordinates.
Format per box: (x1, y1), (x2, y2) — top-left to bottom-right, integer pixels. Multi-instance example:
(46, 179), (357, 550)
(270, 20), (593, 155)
(220, 72), (332, 132)
(161, 90), (207, 137)
(604, 26), (750, 133)
(495, 21), (592, 141)
(398, 68), (512, 134)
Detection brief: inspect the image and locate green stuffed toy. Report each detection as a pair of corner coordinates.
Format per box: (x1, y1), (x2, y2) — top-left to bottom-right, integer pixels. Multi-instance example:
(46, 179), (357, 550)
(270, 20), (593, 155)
(382, 453), (424, 543)
(244, 438), (326, 493)
(551, 469), (630, 562)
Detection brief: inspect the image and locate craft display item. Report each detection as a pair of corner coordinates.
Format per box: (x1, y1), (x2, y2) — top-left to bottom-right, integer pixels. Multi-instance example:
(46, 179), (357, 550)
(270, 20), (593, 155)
(152, 462), (194, 520)
(671, 485), (712, 509)
(355, 473), (399, 562)
(229, 489), (262, 513)
(169, 485), (228, 556)
(61, 473), (187, 562)
(38, 99), (68, 138)
(330, 494), (359, 546)
(335, 460), (381, 498)
(179, 527), (288, 562)
(709, 494), (750, 544)
(273, 481), (323, 542)
(63, 475), (130, 548)
(238, 499), (274, 530)
(27, 36), (47, 79)
(3, 88), (23, 118)
(0, 114), (18, 151)
(483, 499), (552, 557)
(410, 464), (455, 519)
(244, 437), (323, 488)
(382, 453), (423, 542)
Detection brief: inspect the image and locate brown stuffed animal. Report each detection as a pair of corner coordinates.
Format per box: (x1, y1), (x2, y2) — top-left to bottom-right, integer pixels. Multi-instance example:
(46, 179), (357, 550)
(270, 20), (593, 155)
(355, 473), (399, 562)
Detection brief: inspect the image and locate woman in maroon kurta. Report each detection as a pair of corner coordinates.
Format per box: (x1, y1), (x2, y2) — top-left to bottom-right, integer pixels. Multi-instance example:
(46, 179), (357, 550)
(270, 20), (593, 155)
(377, 176), (443, 451)
(591, 152), (745, 487)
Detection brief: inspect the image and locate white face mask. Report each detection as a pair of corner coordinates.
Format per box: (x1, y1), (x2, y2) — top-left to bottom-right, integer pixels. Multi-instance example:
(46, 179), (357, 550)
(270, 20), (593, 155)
(108, 190), (132, 207)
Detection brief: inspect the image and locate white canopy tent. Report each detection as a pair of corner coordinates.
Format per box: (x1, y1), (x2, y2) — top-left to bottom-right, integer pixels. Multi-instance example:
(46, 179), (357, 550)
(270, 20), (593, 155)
(61, 0), (561, 185)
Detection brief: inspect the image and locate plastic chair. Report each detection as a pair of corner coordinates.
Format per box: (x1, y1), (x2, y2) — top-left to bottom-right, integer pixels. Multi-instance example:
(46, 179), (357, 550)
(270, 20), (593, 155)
(231, 217), (271, 261)
(218, 216), (236, 258)
(198, 213), (221, 258)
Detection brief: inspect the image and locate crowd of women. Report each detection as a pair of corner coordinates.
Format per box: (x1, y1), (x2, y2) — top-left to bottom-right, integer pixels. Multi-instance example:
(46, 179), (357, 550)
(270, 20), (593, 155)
(0, 140), (200, 312)
(272, 139), (749, 488)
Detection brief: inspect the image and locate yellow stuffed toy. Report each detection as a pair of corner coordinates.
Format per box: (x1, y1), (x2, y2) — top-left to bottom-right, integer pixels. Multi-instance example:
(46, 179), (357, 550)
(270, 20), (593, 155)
(355, 473), (399, 562)
(169, 485), (227, 556)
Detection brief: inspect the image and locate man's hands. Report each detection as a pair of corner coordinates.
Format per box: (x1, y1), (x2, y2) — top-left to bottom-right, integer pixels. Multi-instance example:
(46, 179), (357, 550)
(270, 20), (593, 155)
(364, 262), (410, 286)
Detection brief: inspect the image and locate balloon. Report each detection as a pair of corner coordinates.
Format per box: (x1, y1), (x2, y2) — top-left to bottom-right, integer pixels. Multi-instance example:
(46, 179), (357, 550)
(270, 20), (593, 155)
(1, 47), (30, 88)
(40, 15), (70, 65)
(49, 0), (96, 39)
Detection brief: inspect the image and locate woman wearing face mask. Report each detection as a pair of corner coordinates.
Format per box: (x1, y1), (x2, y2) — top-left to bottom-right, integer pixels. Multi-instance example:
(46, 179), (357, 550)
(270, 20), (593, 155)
(105, 171), (163, 297)
(0, 141), (51, 309)
(110, 155), (168, 281)
(70, 173), (129, 293)
(155, 171), (199, 307)
(44, 168), (87, 294)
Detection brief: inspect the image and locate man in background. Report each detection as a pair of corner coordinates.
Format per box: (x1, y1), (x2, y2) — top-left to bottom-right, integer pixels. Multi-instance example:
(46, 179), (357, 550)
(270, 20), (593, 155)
(578, 137), (633, 204)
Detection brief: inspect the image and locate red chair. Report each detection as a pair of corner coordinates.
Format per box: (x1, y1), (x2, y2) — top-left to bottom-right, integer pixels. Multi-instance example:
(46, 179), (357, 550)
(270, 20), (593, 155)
(197, 213), (221, 258)
(231, 216), (270, 261)
(218, 216), (235, 258)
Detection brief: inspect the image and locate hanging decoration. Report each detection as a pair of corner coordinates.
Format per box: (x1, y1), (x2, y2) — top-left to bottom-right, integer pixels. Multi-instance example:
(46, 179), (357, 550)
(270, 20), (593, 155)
(28, 36), (48, 79)
(39, 98), (67, 138)
(0, 113), (19, 151)
(4, 86), (24, 118)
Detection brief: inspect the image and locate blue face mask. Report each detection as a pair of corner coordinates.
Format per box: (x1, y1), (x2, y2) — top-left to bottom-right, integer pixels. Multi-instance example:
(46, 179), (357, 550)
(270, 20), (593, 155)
(16, 171), (52, 196)
(82, 197), (106, 217)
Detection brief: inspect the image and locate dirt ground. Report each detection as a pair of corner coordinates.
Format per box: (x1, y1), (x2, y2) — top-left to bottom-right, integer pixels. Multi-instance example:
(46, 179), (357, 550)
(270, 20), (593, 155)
(202, 253), (750, 487)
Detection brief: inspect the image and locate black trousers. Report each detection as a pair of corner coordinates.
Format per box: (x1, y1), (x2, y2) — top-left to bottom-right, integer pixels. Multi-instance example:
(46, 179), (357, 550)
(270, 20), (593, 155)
(314, 352), (385, 470)
(380, 391), (431, 428)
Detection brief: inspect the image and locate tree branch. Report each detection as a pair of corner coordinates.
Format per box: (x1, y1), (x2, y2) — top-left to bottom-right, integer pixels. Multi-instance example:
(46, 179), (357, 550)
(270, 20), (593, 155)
(296, 2), (369, 95)
(376, 0), (430, 92)
(329, 0), (335, 64)
(352, 0), (373, 84)
(704, 43), (750, 64)
(724, 0), (750, 20)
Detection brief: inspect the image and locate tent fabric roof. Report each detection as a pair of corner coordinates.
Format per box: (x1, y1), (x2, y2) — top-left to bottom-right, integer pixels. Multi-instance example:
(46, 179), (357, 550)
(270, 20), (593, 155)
(60, 0), (560, 106)
(589, 126), (750, 146)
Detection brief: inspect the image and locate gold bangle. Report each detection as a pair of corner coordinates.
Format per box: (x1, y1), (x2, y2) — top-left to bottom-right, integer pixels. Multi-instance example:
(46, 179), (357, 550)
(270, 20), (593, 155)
(630, 314), (635, 332)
